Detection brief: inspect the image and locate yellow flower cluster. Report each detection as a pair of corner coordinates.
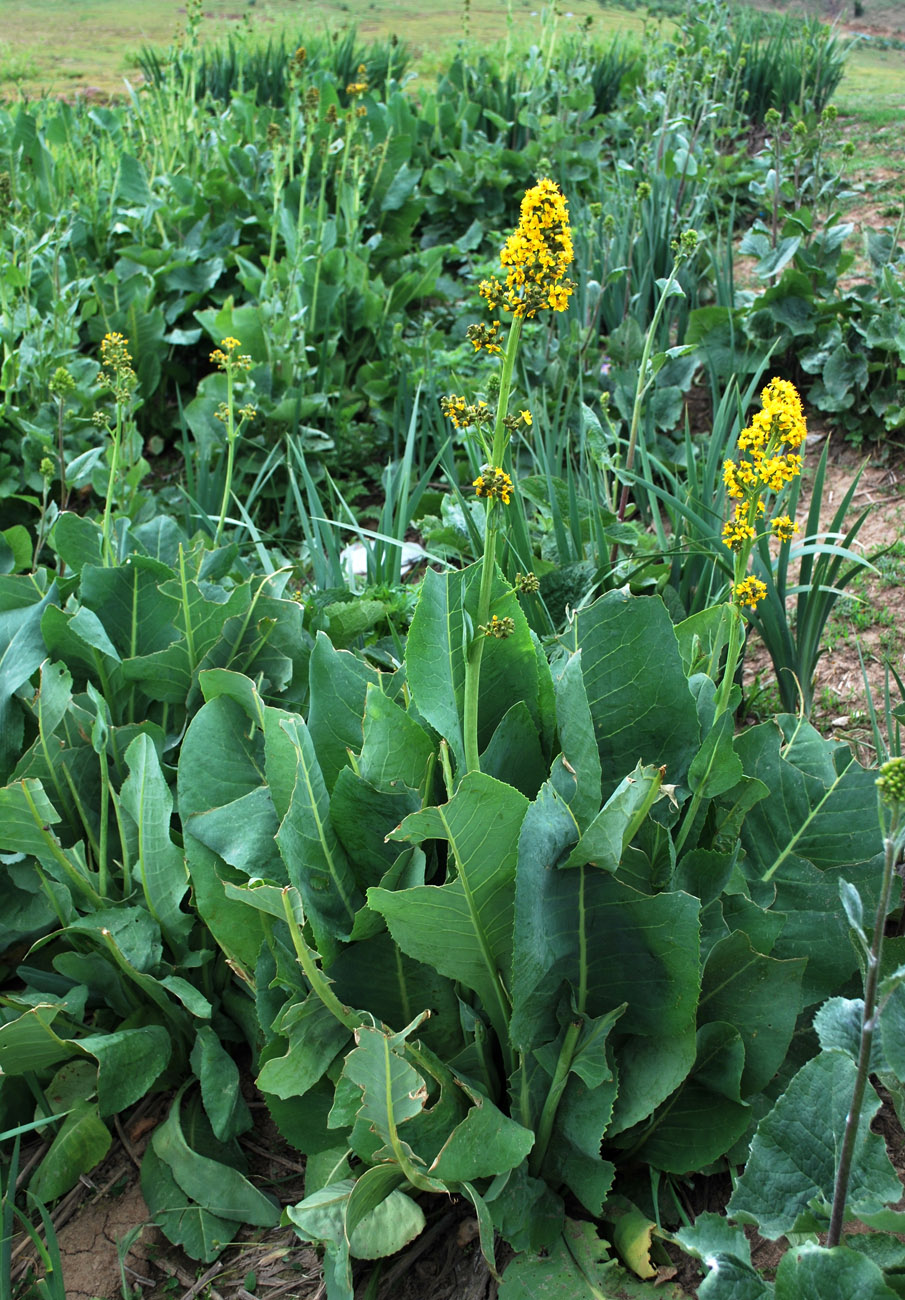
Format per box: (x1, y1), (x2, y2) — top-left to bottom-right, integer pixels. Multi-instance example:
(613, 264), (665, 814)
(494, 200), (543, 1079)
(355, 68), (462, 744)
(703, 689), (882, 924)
(210, 337), (252, 372)
(770, 514), (799, 544)
(346, 64), (369, 96)
(480, 177), (574, 320)
(721, 378), (806, 610)
(479, 614), (516, 638)
(98, 331), (137, 400)
(734, 576), (767, 609)
(440, 395), (493, 431)
(466, 320), (503, 356)
(473, 465), (513, 505)
(724, 378), (806, 503)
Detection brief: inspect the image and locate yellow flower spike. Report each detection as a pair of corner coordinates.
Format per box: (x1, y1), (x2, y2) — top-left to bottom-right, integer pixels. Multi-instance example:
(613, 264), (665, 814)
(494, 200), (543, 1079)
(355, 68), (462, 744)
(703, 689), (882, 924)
(497, 177), (575, 320)
(734, 575), (767, 609)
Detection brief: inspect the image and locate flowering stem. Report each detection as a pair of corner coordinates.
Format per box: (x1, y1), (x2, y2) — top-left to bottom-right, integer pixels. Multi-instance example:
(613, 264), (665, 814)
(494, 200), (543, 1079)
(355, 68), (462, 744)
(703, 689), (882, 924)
(101, 413), (123, 567)
(462, 316), (523, 775)
(827, 801), (902, 1247)
(611, 256), (683, 561)
(214, 365), (236, 546)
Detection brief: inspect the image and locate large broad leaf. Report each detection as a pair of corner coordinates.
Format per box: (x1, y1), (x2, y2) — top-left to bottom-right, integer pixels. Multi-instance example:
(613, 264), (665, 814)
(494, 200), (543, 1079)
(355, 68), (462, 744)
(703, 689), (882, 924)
(572, 592), (700, 796)
(551, 651), (602, 832)
(372, 772), (528, 1048)
(499, 1218), (687, 1298)
(121, 578), (250, 704)
(151, 1091), (280, 1226)
(179, 693), (278, 972)
(306, 632), (379, 793)
(275, 716), (363, 962)
(729, 1052), (901, 1239)
(612, 1022), (751, 1174)
(255, 993), (352, 1101)
(405, 564), (539, 773)
(329, 768), (421, 890)
(699, 931), (806, 1095)
(190, 1026), (251, 1142)
(736, 718), (882, 879)
(120, 733), (192, 955)
(774, 1243), (899, 1299)
(358, 684), (435, 794)
(29, 1100), (112, 1202)
(0, 579), (58, 781)
(78, 558), (178, 658)
(430, 1094), (534, 1184)
(511, 781), (700, 1130)
(141, 1142), (233, 1263)
(735, 719), (885, 1005)
(339, 1021), (445, 1188)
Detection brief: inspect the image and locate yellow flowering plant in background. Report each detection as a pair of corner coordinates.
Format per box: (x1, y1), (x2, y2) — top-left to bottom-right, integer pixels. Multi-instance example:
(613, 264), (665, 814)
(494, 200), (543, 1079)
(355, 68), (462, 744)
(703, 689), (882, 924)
(441, 178), (574, 772)
(717, 377), (805, 706)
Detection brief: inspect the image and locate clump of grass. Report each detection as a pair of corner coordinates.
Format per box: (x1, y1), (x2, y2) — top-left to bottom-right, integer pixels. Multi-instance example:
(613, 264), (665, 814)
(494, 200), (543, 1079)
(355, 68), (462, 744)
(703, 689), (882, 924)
(0, 41), (39, 82)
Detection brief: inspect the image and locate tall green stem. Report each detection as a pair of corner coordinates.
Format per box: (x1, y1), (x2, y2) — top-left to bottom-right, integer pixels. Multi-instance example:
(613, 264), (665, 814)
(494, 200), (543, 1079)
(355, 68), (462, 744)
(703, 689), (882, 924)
(214, 365), (236, 546)
(827, 802), (902, 1247)
(101, 415), (122, 566)
(462, 316), (523, 774)
(612, 255), (685, 559)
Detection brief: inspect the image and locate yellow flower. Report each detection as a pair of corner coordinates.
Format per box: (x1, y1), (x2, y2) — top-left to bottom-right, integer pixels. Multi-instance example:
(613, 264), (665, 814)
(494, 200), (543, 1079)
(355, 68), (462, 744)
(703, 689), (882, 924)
(521, 409), (532, 426)
(473, 465), (513, 505)
(734, 575), (767, 609)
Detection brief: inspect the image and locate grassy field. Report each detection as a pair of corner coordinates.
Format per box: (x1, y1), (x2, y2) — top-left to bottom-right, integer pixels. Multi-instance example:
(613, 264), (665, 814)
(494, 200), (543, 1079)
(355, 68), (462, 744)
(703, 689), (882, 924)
(0, 0), (650, 94)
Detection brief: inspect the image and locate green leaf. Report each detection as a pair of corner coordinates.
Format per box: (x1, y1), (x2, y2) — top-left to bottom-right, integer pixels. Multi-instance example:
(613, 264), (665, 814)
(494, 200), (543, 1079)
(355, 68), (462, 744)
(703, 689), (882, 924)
(29, 1100), (112, 1202)
(699, 931), (806, 1095)
(307, 632), (378, 792)
(374, 772), (529, 1048)
(120, 733), (192, 954)
(0, 581), (58, 781)
(499, 1218), (688, 1299)
(0, 1005), (73, 1075)
(275, 716), (364, 961)
(481, 701), (548, 799)
(347, 1179), (425, 1260)
(562, 763), (666, 872)
(406, 564), (539, 772)
(50, 513), (103, 573)
(551, 651), (602, 832)
(190, 1026), (251, 1141)
(814, 997), (887, 1071)
(0, 524), (32, 573)
(141, 1142), (232, 1263)
(430, 1097), (534, 1183)
(151, 1091), (279, 1227)
(329, 768), (421, 890)
(511, 780), (700, 1131)
(774, 1243), (898, 1299)
(341, 1022), (440, 1178)
(77, 1026), (171, 1117)
(689, 709), (744, 800)
(573, 592), (700, 795)
(735, 720), (885, 1004)
(358, 684), (435, 794)
(256, 994), (351, 1101)
(729, 1052), (901, 1239)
